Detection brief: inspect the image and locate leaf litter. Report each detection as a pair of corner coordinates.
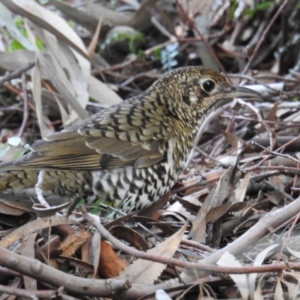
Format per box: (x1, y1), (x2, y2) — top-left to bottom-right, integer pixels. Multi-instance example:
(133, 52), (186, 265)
(0, 0), (300, 299)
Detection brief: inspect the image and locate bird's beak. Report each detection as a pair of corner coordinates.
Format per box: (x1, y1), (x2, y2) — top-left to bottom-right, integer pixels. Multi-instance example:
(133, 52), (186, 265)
(221, 86), (262, 99)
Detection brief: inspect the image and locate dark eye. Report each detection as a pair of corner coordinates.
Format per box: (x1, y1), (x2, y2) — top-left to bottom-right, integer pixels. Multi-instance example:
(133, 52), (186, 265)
(202, 80), (215, 93)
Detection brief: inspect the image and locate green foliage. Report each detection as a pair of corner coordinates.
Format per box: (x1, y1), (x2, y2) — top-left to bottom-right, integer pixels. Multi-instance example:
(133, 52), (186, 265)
(14, 16), (24, 28)
(84, 198), (112, 215)
(75, 198), (85, 208)
(101, 31), (145, 54)
(66, 20), (74, 27)
(129, 32), (145, 53)
(245, 1), (271, 18)
(137, 49), (145, 58)
(7, 40), (25, 52)
(152, 48), (161, 59)
(229, 0), (238, 22)
(88, 198), (103, 214)
(6, 16), (44, 52)
(35, 38), (44, 50)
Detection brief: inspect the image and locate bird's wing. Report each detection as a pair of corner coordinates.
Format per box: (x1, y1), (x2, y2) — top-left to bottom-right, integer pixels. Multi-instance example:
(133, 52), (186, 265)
(2, 99), (173, 171)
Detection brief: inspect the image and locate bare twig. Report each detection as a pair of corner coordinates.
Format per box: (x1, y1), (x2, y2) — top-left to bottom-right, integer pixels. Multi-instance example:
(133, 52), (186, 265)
(175, 0), (228, 78)
(0, 284), (79, 300)
(0, 62), (35, 86)
(241, 0), (289, 76)
(18, 72), (29, 138)
(82, 205), (300, 274)
(252, 141), (300, 165)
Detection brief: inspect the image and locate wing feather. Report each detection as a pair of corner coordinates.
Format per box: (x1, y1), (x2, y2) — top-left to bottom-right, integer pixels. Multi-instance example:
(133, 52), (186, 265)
(0, 97), (173, 171)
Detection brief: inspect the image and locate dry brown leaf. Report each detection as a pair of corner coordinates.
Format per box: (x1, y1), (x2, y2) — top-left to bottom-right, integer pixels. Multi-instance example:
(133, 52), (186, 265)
(0, 51), (35, 71)
(275, 277), (284, 300)
(38, 28), (89, 119)
(87, 17), (103, 58)
(131, 216), (176, 235)
(217, 251), (249, 300)
(235, 172), (252, 203)
(175, 196), (200, 214)
(92, 231), (101, 277)
(37, 49), (88, 120)
(222, 131), (245, 150)
(0, 216), (77, 248)
(31, 58), (48, 139)
(205, 202), (233, 224)
(190, 166), (239, 241)
(58, 256), (94, 273)
(37, 235), (61, 262)
(1, 0), (89, 59)
(81, 235), (105, 277)
(109, 225), (149, 251)
(257, 101), (278, 134)
(49, 0), (98, 31)
(116, 224), (186, 284)
(89, 75), (122, 105)
(129, 0), (157, 31)
(58, 229), (91, 257)
(249, 244), (278, 299)
(0, 201), (33, 215)
(99, 241), (127, 278)
(87, 0), (133, 27)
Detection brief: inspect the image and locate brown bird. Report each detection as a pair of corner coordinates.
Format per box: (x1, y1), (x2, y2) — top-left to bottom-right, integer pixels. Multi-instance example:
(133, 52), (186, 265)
(0, 67), (260, 212)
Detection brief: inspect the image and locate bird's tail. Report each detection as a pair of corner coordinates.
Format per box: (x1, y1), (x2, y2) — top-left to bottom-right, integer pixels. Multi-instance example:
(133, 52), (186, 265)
(0, 170), (70, 208)
(0, 170), (38, 192)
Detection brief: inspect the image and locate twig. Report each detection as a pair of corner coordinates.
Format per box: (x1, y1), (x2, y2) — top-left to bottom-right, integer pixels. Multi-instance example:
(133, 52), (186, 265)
(241, 0), (289, 76)
(181, 239), (215, 253)
(180, 195), (300, 282)
(18, 73), (29, 138)
(246, 165), (300, 174)
(0, 284), (78, 300)
(92, 56), (138, 74)
(0, 62), (35, 86)
(151, 15), (176, 40)
(0, 246), (131, 297)
(250, 135), (300, 168)
(175, 0), (227, 77)
(3, 83), (36, 112)
(252, 141), (300, 165)
(82, 205), (300, 274)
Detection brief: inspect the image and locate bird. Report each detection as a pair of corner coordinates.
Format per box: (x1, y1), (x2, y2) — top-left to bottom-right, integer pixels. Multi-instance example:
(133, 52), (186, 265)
(0, 67), (261, 213)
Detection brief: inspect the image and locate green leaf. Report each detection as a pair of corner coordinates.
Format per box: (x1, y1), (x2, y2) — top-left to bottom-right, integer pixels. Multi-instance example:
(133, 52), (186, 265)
(35, 38), (44, 50)
(229, 0), (238, 21)
(14, 16), (24, 28)
(7, 40), (25, 52)
(245, 1), (271, 17)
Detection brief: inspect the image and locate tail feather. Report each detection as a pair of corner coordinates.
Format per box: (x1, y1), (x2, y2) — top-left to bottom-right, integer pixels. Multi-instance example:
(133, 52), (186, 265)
(0, 170), (70, 207)
(0, 170), (38, 192)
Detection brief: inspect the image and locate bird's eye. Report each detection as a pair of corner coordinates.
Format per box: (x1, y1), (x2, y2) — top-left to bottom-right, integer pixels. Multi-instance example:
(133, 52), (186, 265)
(202, 79), (215, 93)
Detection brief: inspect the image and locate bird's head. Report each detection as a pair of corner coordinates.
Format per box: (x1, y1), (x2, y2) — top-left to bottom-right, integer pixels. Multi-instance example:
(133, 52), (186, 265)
(153, 67), (261, 127)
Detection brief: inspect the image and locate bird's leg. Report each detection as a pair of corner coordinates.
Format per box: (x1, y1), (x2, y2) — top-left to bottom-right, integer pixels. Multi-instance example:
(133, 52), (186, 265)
(35, 170), (50, 207)
(66, 194), (82, 216)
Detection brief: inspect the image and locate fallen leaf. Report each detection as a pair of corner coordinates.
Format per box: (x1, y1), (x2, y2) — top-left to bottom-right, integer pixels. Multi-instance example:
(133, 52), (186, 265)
(117, 224), (186, 284)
